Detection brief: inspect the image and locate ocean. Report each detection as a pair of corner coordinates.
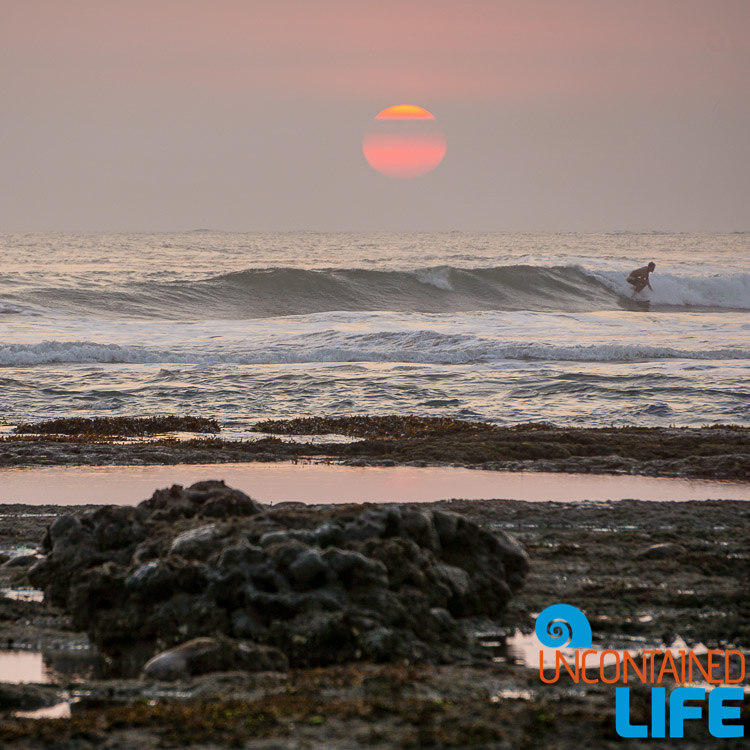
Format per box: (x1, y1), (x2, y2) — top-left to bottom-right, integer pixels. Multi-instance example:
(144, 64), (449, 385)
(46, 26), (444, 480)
(1, 231), (749, 432)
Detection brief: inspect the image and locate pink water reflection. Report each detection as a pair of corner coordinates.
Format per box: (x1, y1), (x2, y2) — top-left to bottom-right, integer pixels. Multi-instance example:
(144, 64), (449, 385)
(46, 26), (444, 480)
(2, 464), (749, 507)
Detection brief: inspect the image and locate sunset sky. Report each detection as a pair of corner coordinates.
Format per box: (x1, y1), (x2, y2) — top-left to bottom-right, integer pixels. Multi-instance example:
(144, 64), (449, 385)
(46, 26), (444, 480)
(1, 0), (748, 231)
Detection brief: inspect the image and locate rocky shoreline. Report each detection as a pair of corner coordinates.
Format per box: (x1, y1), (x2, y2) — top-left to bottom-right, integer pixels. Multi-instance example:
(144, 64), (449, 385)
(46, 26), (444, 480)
(1, 485), (748, 748)
(2, 418), (750, 481)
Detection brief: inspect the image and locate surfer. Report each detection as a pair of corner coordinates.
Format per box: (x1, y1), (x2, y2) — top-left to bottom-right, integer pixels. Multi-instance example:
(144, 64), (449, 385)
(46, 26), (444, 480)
(626, 262), (655, 295)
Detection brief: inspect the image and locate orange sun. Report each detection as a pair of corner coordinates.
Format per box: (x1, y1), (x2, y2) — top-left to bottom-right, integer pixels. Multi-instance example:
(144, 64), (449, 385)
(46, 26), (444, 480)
(363, 104), (447, 179)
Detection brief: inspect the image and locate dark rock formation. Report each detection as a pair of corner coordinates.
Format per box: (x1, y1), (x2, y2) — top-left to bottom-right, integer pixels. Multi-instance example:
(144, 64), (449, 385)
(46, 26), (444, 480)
(1, 554), (39, 569)
(30, 481), (528, 675)
(0, 683), (61, 711)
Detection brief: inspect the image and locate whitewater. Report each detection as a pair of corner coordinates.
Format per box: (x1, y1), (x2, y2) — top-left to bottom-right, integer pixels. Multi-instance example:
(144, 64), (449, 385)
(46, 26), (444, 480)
(1, 232), (748, 429)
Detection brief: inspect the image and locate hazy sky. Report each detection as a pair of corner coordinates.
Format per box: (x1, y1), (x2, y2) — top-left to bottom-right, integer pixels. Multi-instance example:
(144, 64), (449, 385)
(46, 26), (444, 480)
(2, 0), (748, 231)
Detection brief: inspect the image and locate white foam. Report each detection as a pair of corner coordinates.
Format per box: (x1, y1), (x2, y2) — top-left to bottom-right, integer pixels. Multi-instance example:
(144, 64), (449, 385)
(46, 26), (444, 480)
(413, 268), (454, 291)
(2, 336), (749, 367)
(0, 341), (182, 367)
(596, 271), (750, 310)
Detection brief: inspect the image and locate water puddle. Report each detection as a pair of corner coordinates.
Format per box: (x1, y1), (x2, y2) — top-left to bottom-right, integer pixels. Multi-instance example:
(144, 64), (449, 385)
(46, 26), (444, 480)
(0, 649), (103, 684)
(2, 588), (44, 602)
(2, 463), (750, 506)
(15, 701), (73, 719)
(12, 685), (201, 720)
(0, 651), (50, 683)
(490, 688), (534, 702)
(478, 630), (749, 696)
(477, 630), (717, 671)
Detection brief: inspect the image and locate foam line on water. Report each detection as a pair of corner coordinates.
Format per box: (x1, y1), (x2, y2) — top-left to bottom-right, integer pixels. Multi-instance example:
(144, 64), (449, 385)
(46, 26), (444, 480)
(2, 337), (749, 367)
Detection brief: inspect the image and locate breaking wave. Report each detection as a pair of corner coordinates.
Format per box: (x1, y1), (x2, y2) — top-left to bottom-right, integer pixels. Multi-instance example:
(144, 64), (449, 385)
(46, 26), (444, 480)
(3, 336), (749, 367)
(11, 266), (750, 319)
(595, 270), (750, 310)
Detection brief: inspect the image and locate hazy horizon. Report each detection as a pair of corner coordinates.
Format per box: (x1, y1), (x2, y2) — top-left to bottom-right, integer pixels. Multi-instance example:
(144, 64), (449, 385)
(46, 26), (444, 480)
(2, 1), (748, 232)
(3, 229), (749, 236)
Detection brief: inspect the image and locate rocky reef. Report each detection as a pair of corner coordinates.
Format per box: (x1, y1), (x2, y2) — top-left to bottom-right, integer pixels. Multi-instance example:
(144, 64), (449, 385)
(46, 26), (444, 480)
(13, 415), (220, 437)
(29, 481), (528, 677)
(4, 419), (750, 481)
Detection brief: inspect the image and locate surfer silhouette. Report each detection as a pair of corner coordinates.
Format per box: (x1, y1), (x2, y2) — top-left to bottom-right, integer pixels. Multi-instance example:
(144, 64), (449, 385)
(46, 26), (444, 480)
(627, 262), (655, 296)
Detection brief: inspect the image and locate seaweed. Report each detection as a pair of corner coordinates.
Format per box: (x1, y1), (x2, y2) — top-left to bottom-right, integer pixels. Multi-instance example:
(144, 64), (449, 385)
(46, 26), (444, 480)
(252, 414), (556, 438)
(3, 416), (750, 481)
(13, 416), (220, 437)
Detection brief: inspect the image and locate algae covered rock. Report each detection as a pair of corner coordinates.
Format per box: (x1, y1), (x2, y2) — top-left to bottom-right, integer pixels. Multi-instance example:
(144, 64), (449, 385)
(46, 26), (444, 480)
(137, 479), (265, 521)
(32, 481), (528, 674)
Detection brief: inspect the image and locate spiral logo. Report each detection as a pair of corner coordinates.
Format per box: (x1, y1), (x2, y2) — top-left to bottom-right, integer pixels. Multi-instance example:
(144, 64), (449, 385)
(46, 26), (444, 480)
(535, 603), (592, 648)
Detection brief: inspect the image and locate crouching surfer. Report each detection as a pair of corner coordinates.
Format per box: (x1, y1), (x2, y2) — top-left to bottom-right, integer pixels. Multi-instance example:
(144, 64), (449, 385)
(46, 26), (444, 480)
(627, 262), (655, 296)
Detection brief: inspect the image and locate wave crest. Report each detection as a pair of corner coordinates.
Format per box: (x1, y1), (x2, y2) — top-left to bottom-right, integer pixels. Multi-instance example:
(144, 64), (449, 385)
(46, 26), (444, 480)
(2, 335), (748, 367)
(9, 265), (750, 319)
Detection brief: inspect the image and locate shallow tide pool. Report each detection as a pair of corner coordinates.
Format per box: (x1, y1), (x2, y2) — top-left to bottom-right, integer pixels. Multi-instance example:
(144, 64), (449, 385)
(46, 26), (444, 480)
(1, 463), (749, 506)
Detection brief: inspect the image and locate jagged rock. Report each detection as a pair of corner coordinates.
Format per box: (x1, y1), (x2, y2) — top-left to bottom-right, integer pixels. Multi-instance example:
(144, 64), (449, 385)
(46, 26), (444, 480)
(32, 481), (528, 674)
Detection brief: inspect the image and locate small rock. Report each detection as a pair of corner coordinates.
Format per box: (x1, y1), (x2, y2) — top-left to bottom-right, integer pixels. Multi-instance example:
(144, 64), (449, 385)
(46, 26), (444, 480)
(289, 549), (328, 587)
(48, 514), (84, 546)
(217, 543), (264, 570)
(3, 554), (39, 569)
(141, 637), (226, 681)
(638, 543), (686, 560)
(141, 636), (287, 681)
(170, 525), (219, 560)
(436, 563), (471, 598)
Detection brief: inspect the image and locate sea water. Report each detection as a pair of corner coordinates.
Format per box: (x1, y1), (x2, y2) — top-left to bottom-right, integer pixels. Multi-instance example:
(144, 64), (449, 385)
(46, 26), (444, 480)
(1, 232), (748, 428)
